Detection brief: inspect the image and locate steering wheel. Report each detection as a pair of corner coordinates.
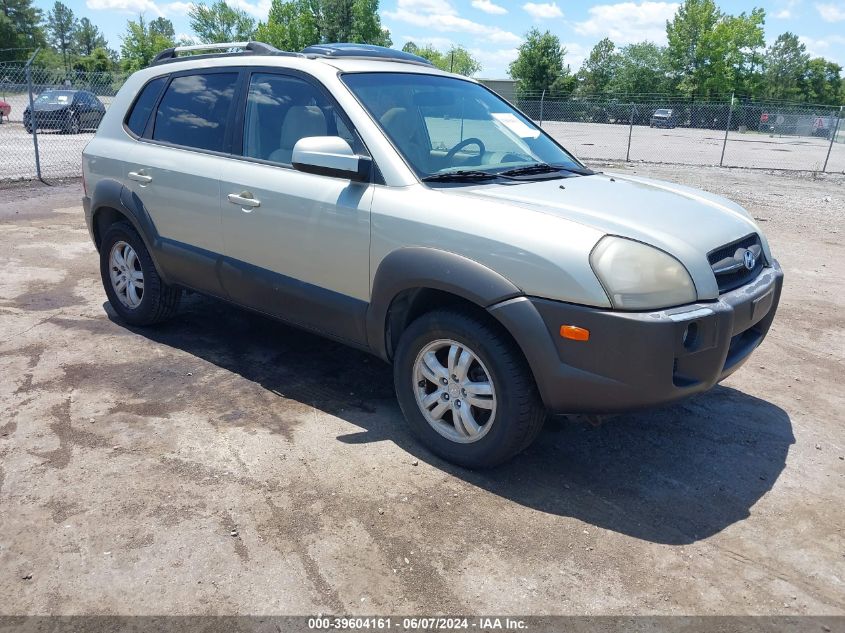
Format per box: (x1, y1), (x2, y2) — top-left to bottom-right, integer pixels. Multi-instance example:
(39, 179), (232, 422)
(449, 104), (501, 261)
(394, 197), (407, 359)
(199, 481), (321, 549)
(444, 137), (486, 163)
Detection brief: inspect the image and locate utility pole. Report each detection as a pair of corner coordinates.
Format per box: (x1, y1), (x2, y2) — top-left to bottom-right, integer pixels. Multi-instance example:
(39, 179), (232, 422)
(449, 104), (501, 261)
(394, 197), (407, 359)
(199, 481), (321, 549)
(720, 92), (734, 167)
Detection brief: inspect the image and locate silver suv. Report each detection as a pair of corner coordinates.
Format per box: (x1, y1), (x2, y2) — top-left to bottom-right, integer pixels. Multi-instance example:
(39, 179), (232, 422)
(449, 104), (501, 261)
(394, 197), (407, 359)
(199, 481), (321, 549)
(82, 42), (783, 468)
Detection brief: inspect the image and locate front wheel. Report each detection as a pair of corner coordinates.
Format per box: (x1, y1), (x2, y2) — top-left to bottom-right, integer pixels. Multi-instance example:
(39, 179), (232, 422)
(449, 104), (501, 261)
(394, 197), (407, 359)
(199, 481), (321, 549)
(64, 113), (80, 134)
(393, 309), (545, 468)
(99, 222), (181, 326)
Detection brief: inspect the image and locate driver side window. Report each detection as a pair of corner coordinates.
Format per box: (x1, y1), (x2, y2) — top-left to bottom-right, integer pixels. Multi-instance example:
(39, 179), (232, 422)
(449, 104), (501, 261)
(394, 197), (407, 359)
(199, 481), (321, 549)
(242, 73), (362, 166)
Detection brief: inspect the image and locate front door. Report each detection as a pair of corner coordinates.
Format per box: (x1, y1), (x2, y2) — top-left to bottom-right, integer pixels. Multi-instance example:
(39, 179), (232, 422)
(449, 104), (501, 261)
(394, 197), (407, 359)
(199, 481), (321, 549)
(219, 71), (373, 345)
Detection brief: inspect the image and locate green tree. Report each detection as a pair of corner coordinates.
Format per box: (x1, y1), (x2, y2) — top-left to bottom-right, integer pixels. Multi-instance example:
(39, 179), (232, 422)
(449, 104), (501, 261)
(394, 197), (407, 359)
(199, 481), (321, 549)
(802, 57), (843, 104)
(74, 17), (107, 56)
(46, 1), (77, 73)
(665, 0), (721, 95)
(150, 16), (176, 40)
(576, 37), (619, 94)
(120, 15), (176, 72)
(255, 0), (390, 51)
(0, 0), (45, 61)
(402, 41), (480, 75)
(509, 28), (570, 95)
(762, 32), (809, 100)
(188, 0), (255, 43)
(73, 45), (113, 72)
(608, 42), (669, 95)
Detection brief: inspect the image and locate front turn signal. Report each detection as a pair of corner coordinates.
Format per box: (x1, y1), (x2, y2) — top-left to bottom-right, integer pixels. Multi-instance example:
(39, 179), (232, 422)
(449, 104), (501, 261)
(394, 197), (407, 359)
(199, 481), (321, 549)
(560, 325), (590, 341)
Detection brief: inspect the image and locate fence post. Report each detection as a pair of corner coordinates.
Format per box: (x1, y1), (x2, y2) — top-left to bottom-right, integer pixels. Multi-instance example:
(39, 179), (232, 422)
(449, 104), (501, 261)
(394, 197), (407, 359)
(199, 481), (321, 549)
(823, 105), (843, 173)
(25, 49), (43, 182)
(539, 89), (545, 127)
(719, 92), (734, 167)
(626, 103), (635, 161)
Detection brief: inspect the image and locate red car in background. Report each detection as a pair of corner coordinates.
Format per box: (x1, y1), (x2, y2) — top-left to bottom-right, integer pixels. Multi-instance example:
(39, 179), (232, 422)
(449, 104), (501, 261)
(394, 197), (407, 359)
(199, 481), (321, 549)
(0, 99), (11, 123)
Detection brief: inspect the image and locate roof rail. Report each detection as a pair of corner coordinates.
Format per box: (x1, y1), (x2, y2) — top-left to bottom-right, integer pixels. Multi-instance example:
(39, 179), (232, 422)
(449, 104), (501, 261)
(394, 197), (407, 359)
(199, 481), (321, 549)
(151, 41), (299, 65)
(300, 43), (434, 67)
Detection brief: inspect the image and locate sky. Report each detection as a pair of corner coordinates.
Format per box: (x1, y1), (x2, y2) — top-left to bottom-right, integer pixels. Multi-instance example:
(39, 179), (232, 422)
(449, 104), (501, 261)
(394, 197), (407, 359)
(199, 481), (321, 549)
(36, 0), (845, 77)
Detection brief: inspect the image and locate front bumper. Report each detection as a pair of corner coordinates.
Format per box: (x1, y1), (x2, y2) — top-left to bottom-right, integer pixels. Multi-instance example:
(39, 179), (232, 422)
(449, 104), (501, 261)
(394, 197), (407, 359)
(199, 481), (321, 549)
(490, 261), (783, 414)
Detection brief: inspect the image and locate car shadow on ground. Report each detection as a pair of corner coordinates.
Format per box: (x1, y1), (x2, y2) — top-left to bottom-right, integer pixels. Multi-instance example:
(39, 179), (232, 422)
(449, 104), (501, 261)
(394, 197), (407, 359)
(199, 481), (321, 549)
(109, 293), (794, 546)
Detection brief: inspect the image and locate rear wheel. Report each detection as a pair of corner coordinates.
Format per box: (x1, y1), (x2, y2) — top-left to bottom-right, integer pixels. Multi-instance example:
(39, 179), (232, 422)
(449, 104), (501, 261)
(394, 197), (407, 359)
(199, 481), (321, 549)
(99, 222), (181, 326)
(394, 308), (545, 468)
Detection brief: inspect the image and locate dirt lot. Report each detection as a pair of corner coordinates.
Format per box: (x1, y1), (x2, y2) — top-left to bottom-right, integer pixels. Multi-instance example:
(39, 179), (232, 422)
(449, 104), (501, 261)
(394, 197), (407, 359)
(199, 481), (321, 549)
(0, 165), (843, 616)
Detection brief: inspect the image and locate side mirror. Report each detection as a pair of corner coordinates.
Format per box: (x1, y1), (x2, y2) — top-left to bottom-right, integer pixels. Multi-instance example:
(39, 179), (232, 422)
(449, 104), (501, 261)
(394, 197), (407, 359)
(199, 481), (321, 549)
(291, 136), (371, 182)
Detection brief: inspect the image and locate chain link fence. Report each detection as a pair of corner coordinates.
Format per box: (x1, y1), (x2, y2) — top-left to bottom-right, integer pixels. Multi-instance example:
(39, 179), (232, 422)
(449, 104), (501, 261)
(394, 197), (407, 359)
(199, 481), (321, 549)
(1, 67), (844, 183)
(514, 92), (844, 173)
(0, 62), (125, 182)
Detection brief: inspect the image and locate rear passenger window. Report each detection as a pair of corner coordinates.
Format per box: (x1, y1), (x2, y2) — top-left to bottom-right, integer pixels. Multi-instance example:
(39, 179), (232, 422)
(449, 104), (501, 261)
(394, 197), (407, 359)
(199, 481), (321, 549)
(153, 73), (238, 152)
(126, 77), (167, 137)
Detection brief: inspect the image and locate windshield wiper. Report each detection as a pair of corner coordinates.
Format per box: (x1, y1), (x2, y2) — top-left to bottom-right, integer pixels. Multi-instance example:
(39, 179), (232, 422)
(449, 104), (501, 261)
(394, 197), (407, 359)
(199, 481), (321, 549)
(498, 163), (595, 178)
(422, 170), (501, 182)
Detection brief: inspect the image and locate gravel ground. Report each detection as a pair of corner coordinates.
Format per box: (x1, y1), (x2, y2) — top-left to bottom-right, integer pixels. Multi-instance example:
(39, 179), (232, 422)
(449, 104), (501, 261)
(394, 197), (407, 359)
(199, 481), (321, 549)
(0, 165), (843, 616)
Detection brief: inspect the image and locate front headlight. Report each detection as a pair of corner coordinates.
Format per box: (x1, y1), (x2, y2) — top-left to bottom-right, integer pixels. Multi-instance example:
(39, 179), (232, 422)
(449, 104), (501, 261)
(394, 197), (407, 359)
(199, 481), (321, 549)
(590, 236), (696, 310)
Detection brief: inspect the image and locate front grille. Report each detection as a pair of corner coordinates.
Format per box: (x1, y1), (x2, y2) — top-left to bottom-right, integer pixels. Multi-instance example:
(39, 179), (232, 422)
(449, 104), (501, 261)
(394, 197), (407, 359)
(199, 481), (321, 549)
(708, 233), (765, 293)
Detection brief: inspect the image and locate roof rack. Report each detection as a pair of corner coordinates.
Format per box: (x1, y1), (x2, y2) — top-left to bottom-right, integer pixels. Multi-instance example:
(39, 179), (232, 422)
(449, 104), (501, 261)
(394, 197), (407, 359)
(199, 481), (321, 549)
(300, 43), (434, 67)
(151, 41), (300, 66)
(150, 40), (435, 68)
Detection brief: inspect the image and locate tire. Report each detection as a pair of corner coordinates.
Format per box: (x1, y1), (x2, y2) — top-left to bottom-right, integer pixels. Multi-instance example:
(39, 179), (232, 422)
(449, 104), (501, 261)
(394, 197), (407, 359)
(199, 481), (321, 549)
(393, 308), (545, 468)
(25, 123), (32, 134)
(64, 113), (80, 134)
(99, 221), (181, 326)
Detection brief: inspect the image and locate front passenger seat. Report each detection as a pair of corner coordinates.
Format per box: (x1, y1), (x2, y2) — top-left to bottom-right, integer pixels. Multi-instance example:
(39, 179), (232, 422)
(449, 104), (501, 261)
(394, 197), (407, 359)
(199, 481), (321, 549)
(269, 105), (328, 164)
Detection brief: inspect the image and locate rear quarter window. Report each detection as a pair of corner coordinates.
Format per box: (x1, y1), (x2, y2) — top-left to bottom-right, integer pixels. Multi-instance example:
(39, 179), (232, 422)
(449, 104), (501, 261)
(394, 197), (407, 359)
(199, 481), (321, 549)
(126, 77), (167, 137)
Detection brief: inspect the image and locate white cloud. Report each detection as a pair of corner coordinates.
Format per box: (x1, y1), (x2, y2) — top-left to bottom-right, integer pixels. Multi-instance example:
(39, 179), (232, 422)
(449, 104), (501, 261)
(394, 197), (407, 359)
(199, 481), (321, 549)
(161, 1), (193, 14)
(574, 1), (679, 46)
(471, 0), (507, 15)
(773, 0), (800, 19)
(385, 0), (520, 44)
(522, 2), (562, 19)
(226, 0), (271, 18)
(562, 41), (588, 71)
(799, 34), (845, 62)
(86, 0), (163, 16)
(815, 2), (845, 21)
(399, 34), (455, 50)
(470, 47), (517, 77)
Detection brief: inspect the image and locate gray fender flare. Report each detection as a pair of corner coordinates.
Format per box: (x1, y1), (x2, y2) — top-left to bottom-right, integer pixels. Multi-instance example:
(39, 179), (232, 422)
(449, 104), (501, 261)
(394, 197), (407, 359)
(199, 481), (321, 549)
(366, 247), (522, 360)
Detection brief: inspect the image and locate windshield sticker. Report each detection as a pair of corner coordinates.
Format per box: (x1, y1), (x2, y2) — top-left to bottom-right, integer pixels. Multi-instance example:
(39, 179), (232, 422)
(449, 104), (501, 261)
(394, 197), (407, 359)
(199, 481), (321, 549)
(57, 95), (69, 103)
(492, 113), (540, 139)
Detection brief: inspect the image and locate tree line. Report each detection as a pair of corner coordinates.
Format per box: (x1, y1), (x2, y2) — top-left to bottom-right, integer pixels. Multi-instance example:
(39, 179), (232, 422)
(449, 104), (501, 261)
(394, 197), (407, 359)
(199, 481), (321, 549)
(510, 0), (843, 105)
(1, 0), (842, 105)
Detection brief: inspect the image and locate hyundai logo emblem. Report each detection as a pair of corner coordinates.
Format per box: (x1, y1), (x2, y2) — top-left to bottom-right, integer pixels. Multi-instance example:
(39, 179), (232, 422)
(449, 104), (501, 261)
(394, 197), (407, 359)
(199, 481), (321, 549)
(743, 249), (756, 270)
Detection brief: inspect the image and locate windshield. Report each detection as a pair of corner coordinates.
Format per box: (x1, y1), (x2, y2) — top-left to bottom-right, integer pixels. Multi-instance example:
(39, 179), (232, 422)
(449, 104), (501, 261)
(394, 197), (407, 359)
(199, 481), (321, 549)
(655, 109), (671, 116)
(35, 91), (75, 105)
(342, 72), (583, 179)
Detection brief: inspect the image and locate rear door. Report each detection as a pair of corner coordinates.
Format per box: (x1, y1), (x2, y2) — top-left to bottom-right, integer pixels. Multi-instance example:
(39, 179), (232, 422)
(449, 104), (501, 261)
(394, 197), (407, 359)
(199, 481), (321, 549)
(218, 70), (374, 344)
(124, 69), (242, 296)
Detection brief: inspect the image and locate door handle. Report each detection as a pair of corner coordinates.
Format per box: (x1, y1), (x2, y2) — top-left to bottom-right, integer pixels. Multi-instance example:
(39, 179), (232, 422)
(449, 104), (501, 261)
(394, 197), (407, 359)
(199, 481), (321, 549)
(227, 192), (261, 209)
(128, 171), (152, 184)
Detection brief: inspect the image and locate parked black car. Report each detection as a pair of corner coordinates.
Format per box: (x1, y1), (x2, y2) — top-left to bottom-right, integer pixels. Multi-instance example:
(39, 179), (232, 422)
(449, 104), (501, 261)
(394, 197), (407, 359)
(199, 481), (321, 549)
(650, 108), (677, 129)
(23, 89), (106, 134)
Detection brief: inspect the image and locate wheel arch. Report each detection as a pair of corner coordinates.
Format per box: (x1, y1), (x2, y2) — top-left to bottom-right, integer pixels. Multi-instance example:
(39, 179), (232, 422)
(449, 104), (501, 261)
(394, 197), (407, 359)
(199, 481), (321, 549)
(90, 178), (168, 282)
(367, 247), (523, 361)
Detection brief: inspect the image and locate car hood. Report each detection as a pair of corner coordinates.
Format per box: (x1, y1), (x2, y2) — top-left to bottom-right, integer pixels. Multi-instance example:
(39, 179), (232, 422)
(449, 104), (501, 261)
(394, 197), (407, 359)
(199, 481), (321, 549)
(455, 171), (770, 300)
